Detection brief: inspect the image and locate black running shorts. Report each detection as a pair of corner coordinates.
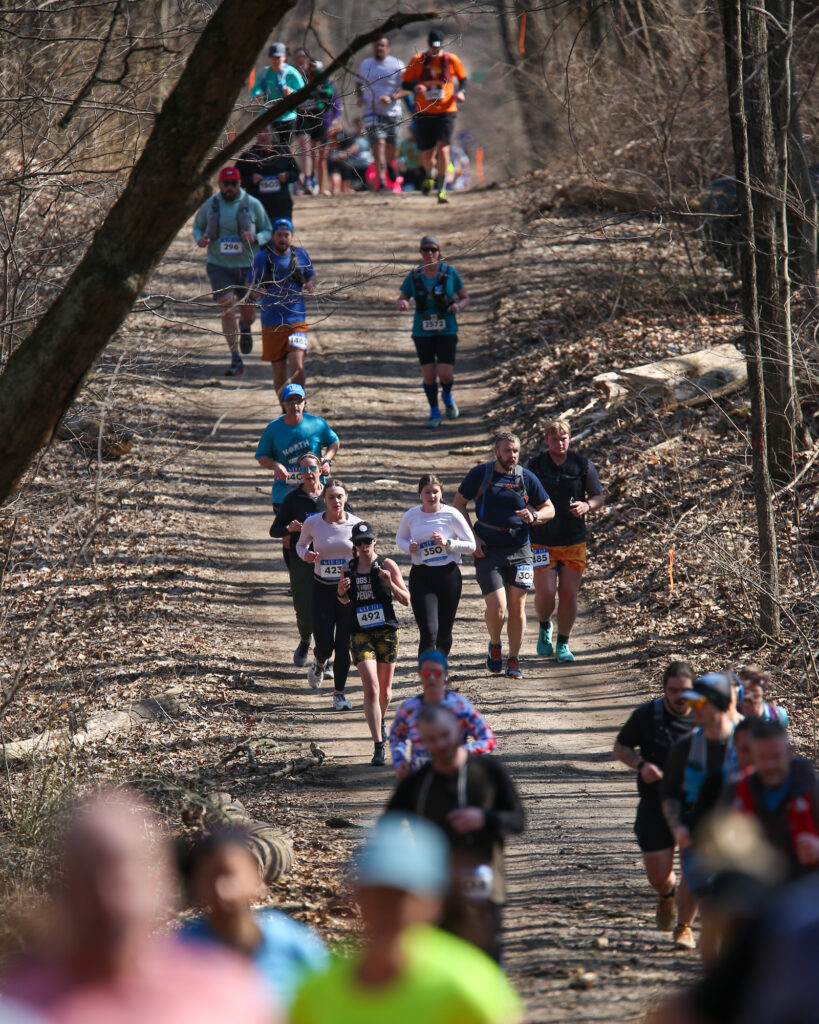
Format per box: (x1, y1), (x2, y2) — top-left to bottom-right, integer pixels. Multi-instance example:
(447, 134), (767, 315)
(415, 113), (456, 150)
(413, 334), (457, 366)
(634, 796), (674, 853)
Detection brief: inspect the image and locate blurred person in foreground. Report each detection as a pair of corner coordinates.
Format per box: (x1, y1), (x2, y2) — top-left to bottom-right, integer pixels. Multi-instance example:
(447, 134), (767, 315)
(177, 825), (327, 1009)
(290, 813), (521, 1024)
(387, 704), (524, 961)
(1, 790), (273, 1024)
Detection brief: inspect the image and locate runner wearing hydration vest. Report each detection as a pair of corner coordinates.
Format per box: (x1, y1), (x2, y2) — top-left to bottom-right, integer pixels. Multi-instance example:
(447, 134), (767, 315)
(526, 417), (605, 664)
(337, 522), (410, 767)
(396, 236), (469, 428)
(454, 431), (553, 680)
(395, 473), (475, 658)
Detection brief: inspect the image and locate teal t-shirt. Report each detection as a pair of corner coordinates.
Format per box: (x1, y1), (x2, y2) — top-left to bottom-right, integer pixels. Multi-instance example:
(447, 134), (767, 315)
(255, 412), (339, 505)
(192, 190), (272, 268)
(251, 64), (306, 122)
(400, 264), (463, 337)
(290, 924), (521, 1024)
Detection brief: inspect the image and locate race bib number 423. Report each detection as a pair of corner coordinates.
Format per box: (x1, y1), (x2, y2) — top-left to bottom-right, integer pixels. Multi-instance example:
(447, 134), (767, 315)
(514, 563), (534, 588)
(356, 603), (386, 628)
(219, 237), (242, 254)
(319, 558), (345, 580)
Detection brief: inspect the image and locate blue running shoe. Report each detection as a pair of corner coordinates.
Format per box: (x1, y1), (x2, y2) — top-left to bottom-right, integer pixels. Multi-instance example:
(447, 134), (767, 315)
(556, 641), (575, 663)
(486, 642), (503, 674)
(537, 622), (554, 657)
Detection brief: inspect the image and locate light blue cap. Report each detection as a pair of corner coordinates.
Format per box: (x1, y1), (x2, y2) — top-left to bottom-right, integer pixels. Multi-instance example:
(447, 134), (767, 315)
(280, 383), (305, 401)
(354, 813), (449, 894)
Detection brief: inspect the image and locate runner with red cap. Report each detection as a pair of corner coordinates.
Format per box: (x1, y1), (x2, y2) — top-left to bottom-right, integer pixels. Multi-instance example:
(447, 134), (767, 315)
(192, 167), (272, 376)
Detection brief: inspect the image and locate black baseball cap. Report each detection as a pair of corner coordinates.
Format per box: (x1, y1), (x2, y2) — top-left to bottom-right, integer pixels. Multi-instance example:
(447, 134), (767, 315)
(352, 521), (376, 544)
(428, 29), (443, 48)
(268, 42), (287, 58)
(682, 672), (733, 712)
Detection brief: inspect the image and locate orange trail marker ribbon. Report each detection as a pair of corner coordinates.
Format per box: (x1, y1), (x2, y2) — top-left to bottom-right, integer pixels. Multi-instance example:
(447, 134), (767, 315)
(248, 67), (256, 92)
(669, 548), (675, 592)
(519, 10), (527, 53)
(476, 147), (485, 184)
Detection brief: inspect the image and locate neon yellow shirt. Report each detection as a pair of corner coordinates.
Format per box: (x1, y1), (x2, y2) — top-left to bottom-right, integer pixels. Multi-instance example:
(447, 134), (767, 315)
(290, 924), (521, 1024)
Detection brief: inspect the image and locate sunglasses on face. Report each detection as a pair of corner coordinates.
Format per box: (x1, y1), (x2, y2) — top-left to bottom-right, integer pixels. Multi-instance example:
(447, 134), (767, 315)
(299, 464), (320, 473)
(421, 247), (439, 253)
(684, 696), (707, 708)
(420, 668), (444, 678)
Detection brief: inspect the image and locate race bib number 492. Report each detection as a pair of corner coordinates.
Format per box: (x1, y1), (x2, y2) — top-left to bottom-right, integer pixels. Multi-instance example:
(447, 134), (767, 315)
(356, 603), (386, 628)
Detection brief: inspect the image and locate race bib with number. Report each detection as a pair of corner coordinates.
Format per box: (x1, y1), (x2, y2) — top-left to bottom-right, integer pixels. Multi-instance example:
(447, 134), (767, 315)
(259, 177), (281, 193)
(219, 236), (243, 255)
(318, 558), (345, 581)
(285, 469), (301, 487)
(356, 603), (386, 628)
(426, 84), (444, 101)
(514, 563), (534, 588)
(532, 546), (551, 570)
(288, 331), (308, 351)
(422, 316), (446, 332)
(419, 538), (447, 564)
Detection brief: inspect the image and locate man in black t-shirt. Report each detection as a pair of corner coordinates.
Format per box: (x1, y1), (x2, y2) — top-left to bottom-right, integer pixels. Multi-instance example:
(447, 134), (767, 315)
(387, 703), (524, 961)
(614, 661), (696, 934)
(526, 418), (604, 664)
(235, 129), (300, 227)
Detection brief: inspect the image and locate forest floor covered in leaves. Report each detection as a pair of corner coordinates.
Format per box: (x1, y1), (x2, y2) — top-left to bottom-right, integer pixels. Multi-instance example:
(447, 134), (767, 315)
(1, 178), (817, 1019)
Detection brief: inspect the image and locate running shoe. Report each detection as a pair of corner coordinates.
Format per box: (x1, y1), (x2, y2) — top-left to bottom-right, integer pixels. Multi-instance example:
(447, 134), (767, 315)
(656, 891), (675, 932)
(673, 924), (696, 950)
(307, 658), (325, 689)
(239, 323), (253, 354)
(437, 189), (449, 204)
(556, 641), (575, 663)
(425, 408), (442, 429)
(293, 639), (310, 668)
(506, 656), (523, 680)
(486, 642), (503, 674)
(333, 691), (353, 711)
(371, 742), (387, 766)
(443, 398), (459, 420)
(422, 177), (434, 195)
(537, 622), (554, 657)
(225, 354), (244, 377)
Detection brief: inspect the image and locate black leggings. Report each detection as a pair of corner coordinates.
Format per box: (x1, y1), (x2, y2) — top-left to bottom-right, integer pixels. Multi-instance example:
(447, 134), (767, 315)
(409, 562), (462, 658)
(311, 579), (351, 691)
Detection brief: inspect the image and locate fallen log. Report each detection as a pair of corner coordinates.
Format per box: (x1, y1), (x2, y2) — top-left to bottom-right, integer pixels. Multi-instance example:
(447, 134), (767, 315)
(593, 343), (747, 407)
(1, 687), (184, 763)
(192, 790), (294, 883)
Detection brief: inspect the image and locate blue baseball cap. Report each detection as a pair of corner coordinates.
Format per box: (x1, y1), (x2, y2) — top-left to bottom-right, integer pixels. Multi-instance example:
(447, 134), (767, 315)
(273, 217), (293, 233)
(418, 649), (448, 670)
(280, 383), (305, 401)
(354, 813), (449, 894)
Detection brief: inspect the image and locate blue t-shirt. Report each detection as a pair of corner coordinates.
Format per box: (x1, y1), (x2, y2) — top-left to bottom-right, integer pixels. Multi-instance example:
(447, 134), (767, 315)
(760, 777), (793, 813)
(179, 908), (328, 1008)
(458, 463), (549, 547)
(400, 264), (463, 338)
(248, 246), (314, 327)
(255, 412), (339, 505)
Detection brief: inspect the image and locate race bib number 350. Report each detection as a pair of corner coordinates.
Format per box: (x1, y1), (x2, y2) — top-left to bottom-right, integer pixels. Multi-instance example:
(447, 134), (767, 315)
(356, 603), (386, 628)
(319, 558), (345, 580)
(219, 237), (242, 255)
(420, 538), (447, 564)
(514, 563), (534, 588)
(532, 546), (551, 570)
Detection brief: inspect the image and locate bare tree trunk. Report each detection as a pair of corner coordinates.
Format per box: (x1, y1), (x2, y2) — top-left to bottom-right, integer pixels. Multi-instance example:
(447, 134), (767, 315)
(0, 3), (430, 504)
(719, 0), (780, 638)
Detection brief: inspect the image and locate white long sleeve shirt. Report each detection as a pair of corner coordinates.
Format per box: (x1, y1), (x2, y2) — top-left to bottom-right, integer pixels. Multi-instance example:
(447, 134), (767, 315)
(394, 504), (476, 566)
(297, 512), (362, 584)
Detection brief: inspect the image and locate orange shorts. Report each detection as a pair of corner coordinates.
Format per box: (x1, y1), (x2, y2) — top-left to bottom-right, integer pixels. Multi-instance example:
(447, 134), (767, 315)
(262, 322), (308, 363)
(535, 542), (586, 575)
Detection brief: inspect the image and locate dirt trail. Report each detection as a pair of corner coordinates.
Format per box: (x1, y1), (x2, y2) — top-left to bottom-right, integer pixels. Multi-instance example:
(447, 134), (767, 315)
(154, 189), (696, 1020)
